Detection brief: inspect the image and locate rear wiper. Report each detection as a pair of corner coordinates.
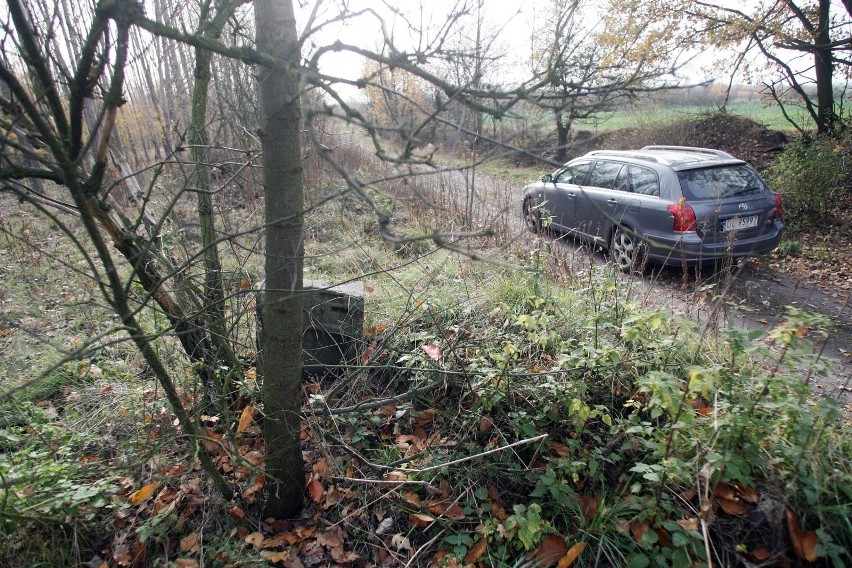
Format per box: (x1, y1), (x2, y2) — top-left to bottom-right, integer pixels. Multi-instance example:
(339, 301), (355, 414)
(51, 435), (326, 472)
(731, 186), (761, 196)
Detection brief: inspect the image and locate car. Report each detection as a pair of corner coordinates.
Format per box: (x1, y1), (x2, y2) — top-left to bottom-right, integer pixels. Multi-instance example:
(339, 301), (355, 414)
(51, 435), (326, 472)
(521, 145), (784, 272)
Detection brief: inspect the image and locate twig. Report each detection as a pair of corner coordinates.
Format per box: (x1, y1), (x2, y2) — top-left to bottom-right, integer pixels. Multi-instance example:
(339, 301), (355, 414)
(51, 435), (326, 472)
(332, 476), (434, 486)
(390, 433), (548, 474)
(308, 375), (445, 416)
(406, 528), (446, 568)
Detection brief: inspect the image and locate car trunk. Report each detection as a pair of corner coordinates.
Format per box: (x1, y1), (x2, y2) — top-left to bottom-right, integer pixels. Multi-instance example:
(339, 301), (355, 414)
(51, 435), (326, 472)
(692, 194), (776, 244)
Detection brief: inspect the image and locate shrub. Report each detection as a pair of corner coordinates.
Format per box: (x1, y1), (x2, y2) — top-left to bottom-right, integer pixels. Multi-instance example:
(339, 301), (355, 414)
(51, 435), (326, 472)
(767, 134), (848, 231)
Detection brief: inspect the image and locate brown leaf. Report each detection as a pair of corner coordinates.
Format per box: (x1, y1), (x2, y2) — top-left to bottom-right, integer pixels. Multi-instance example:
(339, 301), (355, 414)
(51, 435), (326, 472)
(718, 496), (748, 516)
(113, 544), (132, 567)
(487, 484), (505, 506)
(413, 409), (437, 428)
(478, 415), (495, 434)
(427, 502), (465, 520)
(529, 534), (569, 566)
(202, 427), (222, 453)
(557, 542), (587, 568)
(261, 550), (292, 564)
(786, 508), (820, 562)
(173, 560), (199, 568)
(549, 442), (572, 457)
(712, 481), (736, 501)
(228, 505), (245, 520)
(464, 538), (488, 562)
(237, 405), (256, 434)
(408, 513), (436, 528)
(676, 518), (699, 531)
(244, 531), (265, 549)
(631, 521), (650, 543)
(733, 481), (759, 504)
(421, 343), (442, 360)
(578, 495), (597, 520)
(129, 482), (158, 505)
(180, 532), (200, 554)
(307, 476), (324, 503)
(361, 340), (377, 365)
(746, 548), (771, 562)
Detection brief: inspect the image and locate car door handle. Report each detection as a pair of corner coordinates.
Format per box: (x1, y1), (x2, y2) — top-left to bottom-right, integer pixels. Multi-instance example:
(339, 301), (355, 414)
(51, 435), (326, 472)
(606, 199), (618, 206)
(566, 192), (576, 199)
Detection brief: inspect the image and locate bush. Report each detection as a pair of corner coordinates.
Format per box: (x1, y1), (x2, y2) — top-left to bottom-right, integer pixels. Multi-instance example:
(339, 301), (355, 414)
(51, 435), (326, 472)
(767, 134), (848, 231)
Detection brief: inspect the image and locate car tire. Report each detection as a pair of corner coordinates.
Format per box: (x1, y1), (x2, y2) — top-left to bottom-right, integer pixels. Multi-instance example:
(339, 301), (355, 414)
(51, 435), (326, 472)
(523, 198), (542, 234)
(610, 227), (645, 273)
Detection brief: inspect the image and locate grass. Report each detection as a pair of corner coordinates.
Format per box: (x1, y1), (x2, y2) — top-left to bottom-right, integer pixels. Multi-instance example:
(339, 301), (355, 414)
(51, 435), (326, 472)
(583, 100), (807, 132)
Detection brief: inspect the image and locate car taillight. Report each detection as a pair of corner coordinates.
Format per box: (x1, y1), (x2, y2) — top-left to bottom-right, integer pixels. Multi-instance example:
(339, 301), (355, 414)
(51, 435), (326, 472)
(773, 192), (783, 219)
(667, 199), (696, 232)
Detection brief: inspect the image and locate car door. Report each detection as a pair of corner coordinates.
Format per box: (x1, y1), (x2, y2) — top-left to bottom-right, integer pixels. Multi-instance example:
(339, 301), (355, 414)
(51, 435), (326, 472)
(542, 160), (592, 232)
(574, 160), (625, 242)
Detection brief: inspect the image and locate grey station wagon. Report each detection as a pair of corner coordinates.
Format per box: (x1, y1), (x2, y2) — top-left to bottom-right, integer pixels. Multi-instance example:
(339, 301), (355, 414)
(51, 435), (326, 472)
(521, 146), (784, 272)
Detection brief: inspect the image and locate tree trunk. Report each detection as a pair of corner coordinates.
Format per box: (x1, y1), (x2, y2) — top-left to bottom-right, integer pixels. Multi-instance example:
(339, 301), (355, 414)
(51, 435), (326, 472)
(189, 1), (242, 408)
(814, 0), (836, 133)
(255, 0), (306, 519)
(555, 108), (569, 164)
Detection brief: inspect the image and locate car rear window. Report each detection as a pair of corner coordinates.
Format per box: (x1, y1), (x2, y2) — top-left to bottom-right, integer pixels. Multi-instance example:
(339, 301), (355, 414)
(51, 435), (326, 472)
(678, 164), (769, 200)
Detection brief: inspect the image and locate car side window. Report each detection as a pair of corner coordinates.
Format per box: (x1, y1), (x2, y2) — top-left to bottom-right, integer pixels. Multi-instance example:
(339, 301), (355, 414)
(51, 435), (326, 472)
(555, 161), (592, 184)
(629, 166), (660, 197)
(614, 166), (629, 192)
(587, 161), (624, 189)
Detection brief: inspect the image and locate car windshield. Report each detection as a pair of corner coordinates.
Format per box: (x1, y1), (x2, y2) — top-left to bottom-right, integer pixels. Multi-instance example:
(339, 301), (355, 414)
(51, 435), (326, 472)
(678, 165), (769, 200)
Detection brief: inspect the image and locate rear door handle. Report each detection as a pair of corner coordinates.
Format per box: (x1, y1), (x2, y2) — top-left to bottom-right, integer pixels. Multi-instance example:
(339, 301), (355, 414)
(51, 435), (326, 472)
(606, 199), (618, 206)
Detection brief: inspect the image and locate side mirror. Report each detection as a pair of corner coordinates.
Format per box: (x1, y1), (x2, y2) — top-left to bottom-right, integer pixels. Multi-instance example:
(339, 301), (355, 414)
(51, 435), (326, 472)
(541, 174), (553, 183)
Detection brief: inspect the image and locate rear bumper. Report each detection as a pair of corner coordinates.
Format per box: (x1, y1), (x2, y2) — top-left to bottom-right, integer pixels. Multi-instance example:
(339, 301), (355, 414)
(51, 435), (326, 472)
(643, 221), (784, 266)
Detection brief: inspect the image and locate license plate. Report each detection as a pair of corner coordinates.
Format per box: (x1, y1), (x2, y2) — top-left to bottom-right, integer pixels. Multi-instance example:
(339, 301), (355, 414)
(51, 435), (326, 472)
(721, 215), (758, 232)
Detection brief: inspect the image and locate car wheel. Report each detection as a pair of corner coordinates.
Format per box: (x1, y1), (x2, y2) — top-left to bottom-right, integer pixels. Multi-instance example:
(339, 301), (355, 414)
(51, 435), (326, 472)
(610, 227), (645, 273)
(523, 198), (542, 234)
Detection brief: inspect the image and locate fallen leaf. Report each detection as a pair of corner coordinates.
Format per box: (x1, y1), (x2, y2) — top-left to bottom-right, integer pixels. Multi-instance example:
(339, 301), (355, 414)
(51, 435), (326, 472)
(413, 409), (437, 428)
(427, 502), (465, 520)
(237, 405), (256, 434)
(391, 533), (413, 552)
(676, 518), (699, 531)
(712, 481), (736, 501)
(375, 517), (395, 535)
(307, 476), (324, 502)
(557, 542), (587, 568)
(261, 550), (292, 564)
(408, 513), (435, 528)
(786, 508), (820, 562)
(733, 481), (759, 504)
(718, 496), (747, 516)
(130, 482), (158, 505)
(228, 505), (245, 520)
(464, 538), (488, 562)
(746, 548), (771, 562)
(244, 531), (265, 549)
(421, 343), (442, 360)
(529, 534), (568, 565)
(180, 532), (200, 554)
(361, 340), (377, 365)
(578, 495), (597, 520)
(631, 521), (650, 543)
(173, 560), (199, 568)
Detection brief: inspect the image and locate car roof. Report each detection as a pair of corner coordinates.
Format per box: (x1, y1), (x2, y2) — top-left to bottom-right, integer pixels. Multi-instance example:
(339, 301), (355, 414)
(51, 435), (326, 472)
(581, 146), (746, 171)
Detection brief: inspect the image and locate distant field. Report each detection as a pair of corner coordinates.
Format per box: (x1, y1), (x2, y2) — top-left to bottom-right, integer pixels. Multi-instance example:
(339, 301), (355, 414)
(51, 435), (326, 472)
(581, 100), (805, 132)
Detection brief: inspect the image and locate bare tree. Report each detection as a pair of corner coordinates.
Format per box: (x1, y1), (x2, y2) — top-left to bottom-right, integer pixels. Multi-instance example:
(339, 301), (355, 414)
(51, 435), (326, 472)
(532, 0), (694, 162)
(651, 0), (852, 134)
